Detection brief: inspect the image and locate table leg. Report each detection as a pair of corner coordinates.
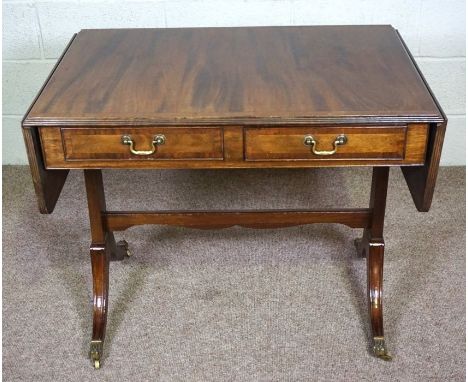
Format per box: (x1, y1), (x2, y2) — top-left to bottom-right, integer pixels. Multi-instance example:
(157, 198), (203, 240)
(84, 170), (130, 368)
(89, 241), (109, 369)
(357, 167), (392, 360)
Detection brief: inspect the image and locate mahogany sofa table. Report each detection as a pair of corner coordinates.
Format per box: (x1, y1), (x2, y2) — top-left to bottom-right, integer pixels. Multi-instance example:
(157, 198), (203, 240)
(22, 26), (446, 368)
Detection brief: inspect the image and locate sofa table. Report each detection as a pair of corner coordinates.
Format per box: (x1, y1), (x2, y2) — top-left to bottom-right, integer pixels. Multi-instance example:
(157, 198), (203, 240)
(22, 26), (446, 368)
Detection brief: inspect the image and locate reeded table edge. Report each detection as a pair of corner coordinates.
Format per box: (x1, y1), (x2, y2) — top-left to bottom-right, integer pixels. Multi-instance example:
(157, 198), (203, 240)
(22, 114), (445, 127)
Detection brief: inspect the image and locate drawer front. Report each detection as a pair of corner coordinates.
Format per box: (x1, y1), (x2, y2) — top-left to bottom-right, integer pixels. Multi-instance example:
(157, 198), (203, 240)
(40, 124), (427, 169)
(60, 127), (224, 161)
(245, 126), (408, 161)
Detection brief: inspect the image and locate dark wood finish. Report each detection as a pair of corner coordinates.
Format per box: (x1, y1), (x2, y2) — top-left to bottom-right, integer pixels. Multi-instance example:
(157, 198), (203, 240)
(84, 169), (127, 367)
(62, 127), (223, 160)
(22, 127), (68, 213)
(24, 26), (446, 208)
(396, 29), (448, 212)
(20, 34), (76, 213)
(402, 122), (447, 211)
(24, 26), (443, 127)
(89, 243), (108, 350)
(356, 167), (391, 359)
(39, 123), (429, 169)
(84, 170), (109, 368)
(104, 209), (372, 231)
(84, 170), (107, 244)
(21, 26), (448, 366)
(245, 126), (407, 160)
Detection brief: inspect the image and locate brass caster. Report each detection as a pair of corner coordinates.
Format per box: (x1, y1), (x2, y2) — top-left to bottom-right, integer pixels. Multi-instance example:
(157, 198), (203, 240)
(117, 240), (132, 257)
(90, 340), (103, 369)
(373, 337), (392, 361)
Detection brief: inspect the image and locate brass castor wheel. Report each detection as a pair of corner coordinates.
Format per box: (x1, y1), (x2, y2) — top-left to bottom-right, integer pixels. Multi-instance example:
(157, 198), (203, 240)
(117, 240), (132, 257)
(373, 337), (392, 361)
(90, 340), (103, 369)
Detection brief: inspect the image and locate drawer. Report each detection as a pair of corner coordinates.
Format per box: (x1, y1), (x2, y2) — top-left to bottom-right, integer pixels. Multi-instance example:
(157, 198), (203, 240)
(245, 126), (410, 161)
(39, 124), (428, 168)
(59, 127), (224, 161)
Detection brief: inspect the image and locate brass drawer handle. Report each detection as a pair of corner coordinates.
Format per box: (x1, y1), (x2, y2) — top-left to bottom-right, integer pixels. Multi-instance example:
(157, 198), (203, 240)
(304, 134), (347, 156)
(121, 134), (165, 155)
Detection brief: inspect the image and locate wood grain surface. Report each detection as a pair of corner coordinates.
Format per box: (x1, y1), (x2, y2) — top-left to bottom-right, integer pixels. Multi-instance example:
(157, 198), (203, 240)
(20, 34), (76, 214)
(61, 127), (223, 160)
(19, 25), (449, 364)
(24, 26), (443, 127)
(244, 126), (407, 160)
(39, 124), (428, 168)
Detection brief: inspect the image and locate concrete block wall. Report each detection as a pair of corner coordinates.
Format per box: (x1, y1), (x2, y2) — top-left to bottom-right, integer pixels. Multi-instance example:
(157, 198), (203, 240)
(3, 0), (466, 165)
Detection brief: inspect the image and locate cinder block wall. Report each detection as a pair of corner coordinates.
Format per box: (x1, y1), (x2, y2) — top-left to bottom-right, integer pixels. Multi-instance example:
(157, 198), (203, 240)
(3, 0), (465, 165)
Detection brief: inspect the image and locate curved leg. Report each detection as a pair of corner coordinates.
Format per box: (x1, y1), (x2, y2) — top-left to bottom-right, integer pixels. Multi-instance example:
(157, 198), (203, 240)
(89, 233), (130, 367)
(84, 169), (133, 368)
(367, 238), (391, 360)
(89, 243), (109, 369)
(358, 167), (392, 360)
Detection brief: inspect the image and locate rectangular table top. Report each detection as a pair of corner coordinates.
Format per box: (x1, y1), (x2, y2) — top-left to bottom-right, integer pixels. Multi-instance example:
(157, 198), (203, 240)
(24, 25), (443, 127)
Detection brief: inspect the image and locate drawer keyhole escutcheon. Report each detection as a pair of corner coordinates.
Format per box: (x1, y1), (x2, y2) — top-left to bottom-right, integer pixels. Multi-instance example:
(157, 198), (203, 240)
(121, 134), (166, 156)
(304, 134), (348, 156)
